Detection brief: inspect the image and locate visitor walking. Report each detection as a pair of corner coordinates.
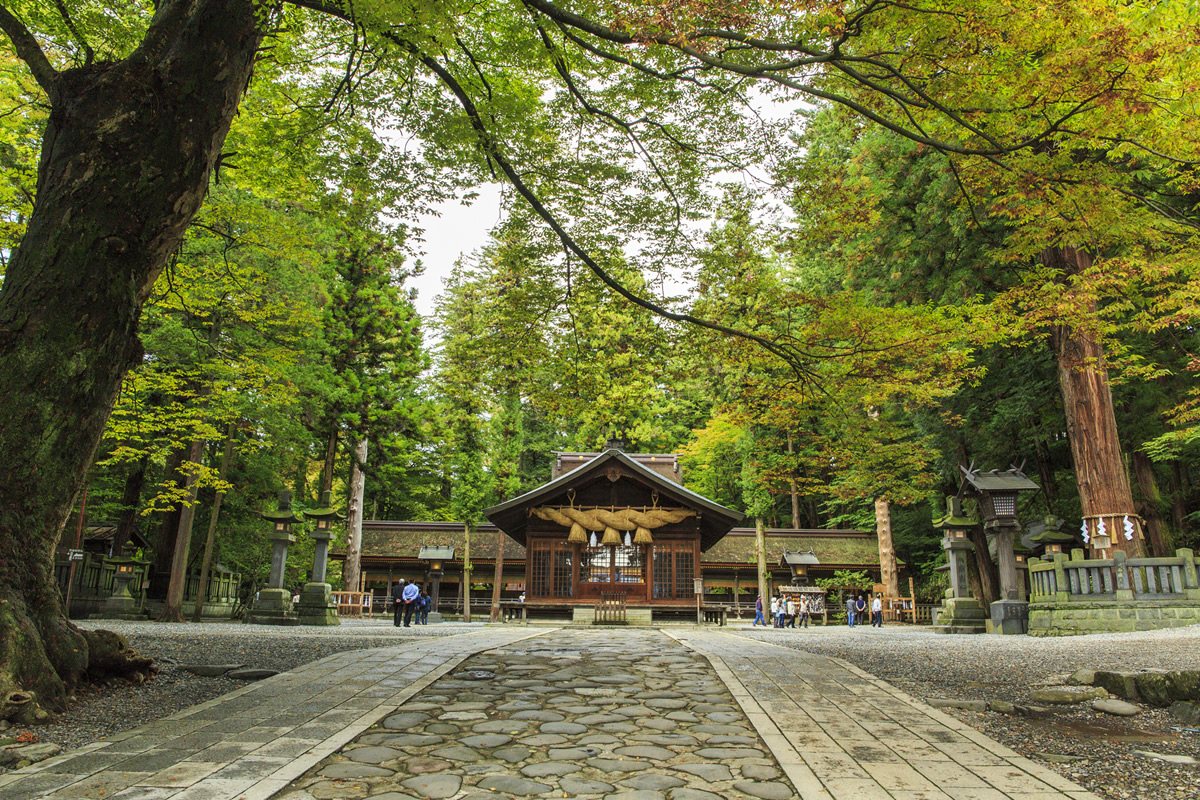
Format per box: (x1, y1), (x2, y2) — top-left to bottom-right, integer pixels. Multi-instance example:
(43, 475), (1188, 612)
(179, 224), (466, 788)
(753, 595), (766, 627)
(769, 595), (779, 628)
(798, 594), (810, 628)
(775, 595), (786, 628)
(872, 594), (883, 627)
(391, 580), (405, 627)
(856, 595), (867, 628)
(785, 596), (796, 628)
(846, 594), (856, 627)
(401, 580), (420, 627)
(420, 590), (431, 624)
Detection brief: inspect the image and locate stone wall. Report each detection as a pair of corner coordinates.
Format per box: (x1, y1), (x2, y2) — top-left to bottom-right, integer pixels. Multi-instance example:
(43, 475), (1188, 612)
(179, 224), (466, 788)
(1028, 599), (1200, 636)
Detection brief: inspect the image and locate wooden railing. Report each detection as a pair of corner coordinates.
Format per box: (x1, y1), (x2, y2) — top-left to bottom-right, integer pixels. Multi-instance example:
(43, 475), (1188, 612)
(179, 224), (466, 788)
(1029, 548), (1199, 602)
(595, 591), (627, 624)
(333, 591), (371, 616)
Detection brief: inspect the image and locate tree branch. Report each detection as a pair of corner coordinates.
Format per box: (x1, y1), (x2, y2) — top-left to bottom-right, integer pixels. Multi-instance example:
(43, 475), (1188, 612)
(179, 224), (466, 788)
(0, 4), (59, 103)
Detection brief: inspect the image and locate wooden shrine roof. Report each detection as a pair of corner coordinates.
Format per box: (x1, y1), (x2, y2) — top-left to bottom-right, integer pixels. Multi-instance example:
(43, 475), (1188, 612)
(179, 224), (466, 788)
(484, 448), (744, 551)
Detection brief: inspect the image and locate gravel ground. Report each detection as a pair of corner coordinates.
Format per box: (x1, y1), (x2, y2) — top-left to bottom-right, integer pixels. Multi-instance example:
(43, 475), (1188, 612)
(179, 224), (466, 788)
(28, 618), (473, 752)
(732, 623), (1200, 800)
(8, 620), (1199, 800)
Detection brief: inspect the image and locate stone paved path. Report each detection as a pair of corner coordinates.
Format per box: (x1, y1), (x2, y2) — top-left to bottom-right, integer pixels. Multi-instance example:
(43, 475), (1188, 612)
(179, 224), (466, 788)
(0, 626), (1106, 800)
(0, 628), (540, 800)
(674, 629), (1103, 800)
(282, 629), (797, 800)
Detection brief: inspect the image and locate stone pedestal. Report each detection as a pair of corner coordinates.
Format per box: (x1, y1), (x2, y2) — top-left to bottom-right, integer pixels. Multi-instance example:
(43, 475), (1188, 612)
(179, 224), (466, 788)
(425, 612), (445, 624)
(246, 587), (298, 626)
(987, 598), (1029, 635)
(96, 594), (149, 620)
(296, 582), (339, 626)
(933, 593), (987, 634)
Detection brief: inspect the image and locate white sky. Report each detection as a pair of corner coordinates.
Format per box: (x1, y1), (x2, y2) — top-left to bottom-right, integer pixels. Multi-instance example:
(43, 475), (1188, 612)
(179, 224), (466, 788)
(410, 184), (505, 319)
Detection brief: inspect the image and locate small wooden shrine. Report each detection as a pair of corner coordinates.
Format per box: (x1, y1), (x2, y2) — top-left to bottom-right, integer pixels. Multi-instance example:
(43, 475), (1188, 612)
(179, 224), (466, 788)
(483, 446), (743, 607)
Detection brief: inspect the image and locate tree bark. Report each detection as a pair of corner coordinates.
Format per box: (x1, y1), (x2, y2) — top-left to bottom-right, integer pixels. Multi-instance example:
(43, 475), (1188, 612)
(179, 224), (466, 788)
(1132, 451), (1170, 556)
(192, 428), (234, 622)
(0, 0), (262, 709)
(787, 433), (800, 528)
(152, 445), (188, 586)
(1043, 245), (1144, 557)
(874, 497), (900, 599)
(161, 438), (205, 622)
(343, 438), (368, 592)
(755, 517), (768, 608)
(490, 528), (505, 622)
(463, 523), (473, 623)
(968, 527), (1001, 605)
(112, 456), (148, 556)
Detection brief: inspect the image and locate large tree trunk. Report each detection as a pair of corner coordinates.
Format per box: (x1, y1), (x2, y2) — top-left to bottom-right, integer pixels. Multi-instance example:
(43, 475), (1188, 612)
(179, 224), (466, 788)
(1132, 451), (1170, 556)
(787, 433), (801, 528)
(343, 438), (368, 591)
(192, 429), (235, 622)
(0, 0), (262, 713)
(112, 455), (148, 556)
(968, 527), (1001, 605)
(874, 497), (900, 599)
(463, 523), (473, 623)
(1043, 245), (1145, 557)
(755, 517), (768, 608)
(162, 438), (205, 621)
(490, 528), (505, 622)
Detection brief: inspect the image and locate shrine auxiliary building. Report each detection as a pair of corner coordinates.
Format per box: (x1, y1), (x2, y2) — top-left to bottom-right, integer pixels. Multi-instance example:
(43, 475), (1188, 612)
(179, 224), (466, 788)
(334, 446), (893, 619)
(483, 447), (743, 608)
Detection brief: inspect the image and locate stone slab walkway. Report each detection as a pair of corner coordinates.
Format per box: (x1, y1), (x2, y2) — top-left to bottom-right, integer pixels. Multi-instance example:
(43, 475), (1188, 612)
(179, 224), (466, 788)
(0, 626), (1106, 800)
(280, 628), (797, 800)
(672, 629), (1103, 800)
(0, 628), (541, 800)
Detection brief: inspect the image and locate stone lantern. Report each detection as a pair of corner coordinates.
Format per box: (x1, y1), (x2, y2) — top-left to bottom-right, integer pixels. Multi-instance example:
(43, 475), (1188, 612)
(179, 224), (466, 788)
(959, 465), (1040, 635)
(932, 496), (986, 634)
(99, 543), (148, 619)
(418, 545), (454, 624)
(248, 491), (302, 626)
(296, 490), (343, 626)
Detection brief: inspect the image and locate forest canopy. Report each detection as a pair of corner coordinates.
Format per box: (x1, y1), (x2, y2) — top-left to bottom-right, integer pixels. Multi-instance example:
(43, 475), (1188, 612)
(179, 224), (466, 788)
(0, 0), (1198, 713)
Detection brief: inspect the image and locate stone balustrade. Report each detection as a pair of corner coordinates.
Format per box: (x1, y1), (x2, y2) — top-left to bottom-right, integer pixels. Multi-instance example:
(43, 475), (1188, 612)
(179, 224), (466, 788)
(1028, 547), (1200, 635)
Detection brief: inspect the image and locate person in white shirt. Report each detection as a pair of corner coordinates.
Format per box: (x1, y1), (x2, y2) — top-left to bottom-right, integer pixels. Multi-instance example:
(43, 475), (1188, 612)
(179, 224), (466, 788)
(769, 596), (779, 628)
(871, 594), (883, 627)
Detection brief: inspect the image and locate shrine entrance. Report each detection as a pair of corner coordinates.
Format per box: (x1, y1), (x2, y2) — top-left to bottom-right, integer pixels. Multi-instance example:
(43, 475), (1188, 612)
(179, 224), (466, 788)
(485, 446), (743, 617)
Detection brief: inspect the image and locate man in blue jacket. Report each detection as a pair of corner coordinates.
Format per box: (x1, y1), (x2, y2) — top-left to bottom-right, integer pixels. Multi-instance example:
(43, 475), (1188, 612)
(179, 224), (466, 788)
(402, 580), (421, 627)
(391, 580), (405, 627)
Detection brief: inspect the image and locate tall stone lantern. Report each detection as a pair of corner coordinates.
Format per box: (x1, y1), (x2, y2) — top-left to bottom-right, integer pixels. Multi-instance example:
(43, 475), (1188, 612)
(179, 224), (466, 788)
(932, 497), (986, 634)
(418, 545), (454, 624)
(248, 491), (302, 626)
(959, 465), (1040, 635)
(296, 490), (343, 626)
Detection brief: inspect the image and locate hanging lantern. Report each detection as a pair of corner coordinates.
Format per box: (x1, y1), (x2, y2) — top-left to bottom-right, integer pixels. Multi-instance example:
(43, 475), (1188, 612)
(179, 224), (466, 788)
(601, 527), (621, 546)
(634, 526), (653, 545)
(568, 523), (587, 544)
(589, 531), (598, 548)
(623, 531), (632, 547)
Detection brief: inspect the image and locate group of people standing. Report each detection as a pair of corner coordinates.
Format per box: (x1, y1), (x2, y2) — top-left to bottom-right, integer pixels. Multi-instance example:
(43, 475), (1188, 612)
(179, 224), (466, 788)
(390, 579), (431, 627)
(752, 593), (812, 628)
(846, 593), (884, 627)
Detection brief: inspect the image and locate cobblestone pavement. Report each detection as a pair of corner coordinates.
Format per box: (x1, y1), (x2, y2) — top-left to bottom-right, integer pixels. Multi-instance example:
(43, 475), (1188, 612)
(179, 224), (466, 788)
(0, 628), (540, 800)
(282, 629), (798, 800)
(1, 626), (1110, 800)
(282, 628), (1103, 800)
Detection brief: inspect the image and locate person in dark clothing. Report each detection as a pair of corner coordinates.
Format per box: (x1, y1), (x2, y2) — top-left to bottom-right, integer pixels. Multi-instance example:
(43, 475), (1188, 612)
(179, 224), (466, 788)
(420, 590), (431, 624)
(391, 580), (405, 627)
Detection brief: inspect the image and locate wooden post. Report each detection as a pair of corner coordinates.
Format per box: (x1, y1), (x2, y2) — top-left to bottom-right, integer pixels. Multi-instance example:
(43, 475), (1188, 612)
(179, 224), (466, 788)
(755, 517), (768, 616)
